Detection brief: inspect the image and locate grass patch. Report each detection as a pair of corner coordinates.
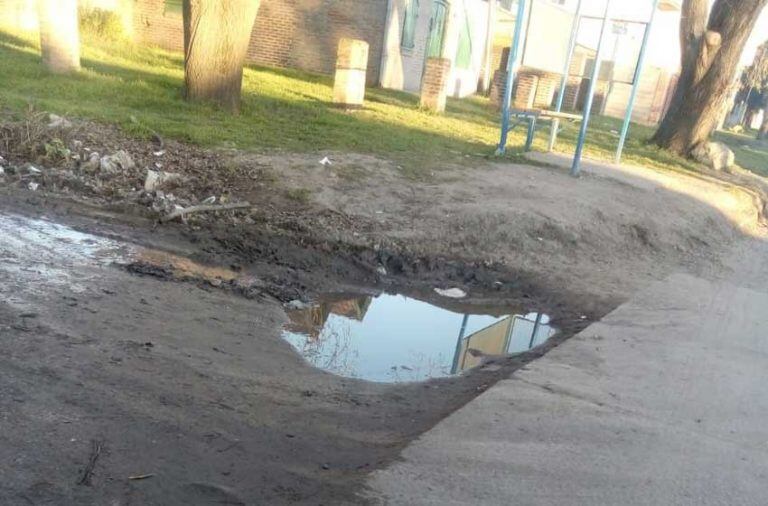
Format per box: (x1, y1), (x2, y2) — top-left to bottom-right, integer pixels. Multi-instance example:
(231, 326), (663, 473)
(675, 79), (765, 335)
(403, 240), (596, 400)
(0, 27), (766, 177)
(714, 130), (768, 177)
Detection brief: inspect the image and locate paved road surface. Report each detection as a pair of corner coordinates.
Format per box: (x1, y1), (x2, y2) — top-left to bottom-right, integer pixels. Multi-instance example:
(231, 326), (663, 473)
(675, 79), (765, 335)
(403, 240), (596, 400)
(366, 238), (768, 505)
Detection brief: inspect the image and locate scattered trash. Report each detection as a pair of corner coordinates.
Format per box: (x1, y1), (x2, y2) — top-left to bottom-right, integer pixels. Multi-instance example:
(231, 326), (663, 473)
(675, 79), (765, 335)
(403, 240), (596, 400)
(376, 265), (387, 276)
(26, 165), (41, 175)
(100, 150), (136, 175)
(0, 166), (4, 176)
(153, 150), (166, 157)
(48, 113), (73, 129)
(319, 156), (332, 166)
(434, 287), (467, 299)
(201, 196), (216, 205)
(286, 300), (309, 310)
(159, 201), (252, 223)
(28, 182), (39, 191)
(144, 169), (184, 192)
(81, 152), (101, 172)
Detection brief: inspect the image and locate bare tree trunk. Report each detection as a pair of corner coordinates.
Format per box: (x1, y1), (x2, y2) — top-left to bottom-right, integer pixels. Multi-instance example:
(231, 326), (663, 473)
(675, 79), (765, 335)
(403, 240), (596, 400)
(37, 0), (80, 74)
(652, 0), (768, 155)
(182, 0), (261, 113)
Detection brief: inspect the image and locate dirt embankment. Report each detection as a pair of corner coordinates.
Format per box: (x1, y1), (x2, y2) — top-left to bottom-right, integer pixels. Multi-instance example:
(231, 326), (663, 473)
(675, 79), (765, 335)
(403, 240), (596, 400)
(0, 111), (764, 317)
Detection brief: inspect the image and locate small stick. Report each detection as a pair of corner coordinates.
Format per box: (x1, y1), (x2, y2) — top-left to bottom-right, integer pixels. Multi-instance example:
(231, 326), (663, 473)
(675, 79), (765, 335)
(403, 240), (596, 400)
(77, 440), (103, 486)
(160, 202), (251, 223)
(128, 473), (155, 481)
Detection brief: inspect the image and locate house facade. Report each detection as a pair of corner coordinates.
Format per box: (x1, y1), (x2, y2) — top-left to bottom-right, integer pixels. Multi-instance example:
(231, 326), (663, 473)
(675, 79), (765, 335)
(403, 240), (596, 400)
(379, 0), (494, 98)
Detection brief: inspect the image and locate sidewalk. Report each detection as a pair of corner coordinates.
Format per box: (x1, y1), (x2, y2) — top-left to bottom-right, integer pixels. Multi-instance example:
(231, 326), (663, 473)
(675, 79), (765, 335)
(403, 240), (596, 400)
(365, 242), (768, 505)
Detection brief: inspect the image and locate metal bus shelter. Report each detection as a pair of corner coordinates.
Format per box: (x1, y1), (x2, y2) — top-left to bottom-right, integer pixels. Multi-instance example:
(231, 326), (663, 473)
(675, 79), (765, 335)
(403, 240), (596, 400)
(496, 0), (672, 176)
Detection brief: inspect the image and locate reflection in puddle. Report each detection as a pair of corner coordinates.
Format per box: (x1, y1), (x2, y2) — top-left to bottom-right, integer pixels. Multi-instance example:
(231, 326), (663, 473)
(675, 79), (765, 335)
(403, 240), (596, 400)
(282, 294), (557, 383)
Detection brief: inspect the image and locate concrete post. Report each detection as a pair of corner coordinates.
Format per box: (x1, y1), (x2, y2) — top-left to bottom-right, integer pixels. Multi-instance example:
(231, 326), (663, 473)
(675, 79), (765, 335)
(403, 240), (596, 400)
(420, 58), (452, 113)
(333, 38), (369, 109)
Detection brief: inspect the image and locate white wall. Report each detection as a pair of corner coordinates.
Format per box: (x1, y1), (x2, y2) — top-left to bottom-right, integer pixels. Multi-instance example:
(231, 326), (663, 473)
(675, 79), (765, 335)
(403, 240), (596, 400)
(380, 0), (490, 98)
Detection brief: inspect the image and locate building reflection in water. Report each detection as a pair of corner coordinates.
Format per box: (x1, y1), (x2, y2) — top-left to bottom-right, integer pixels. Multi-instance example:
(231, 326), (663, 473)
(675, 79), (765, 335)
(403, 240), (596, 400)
(282, 294), (556, 383)
(451, 313), (556, 374)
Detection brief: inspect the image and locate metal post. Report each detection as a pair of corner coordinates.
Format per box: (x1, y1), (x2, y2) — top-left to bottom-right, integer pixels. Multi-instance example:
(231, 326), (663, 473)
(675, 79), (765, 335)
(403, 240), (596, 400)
(548, 0), (583, 152)
(450, 314), (470, 374)
(570, 0), (613, 177)
(615, 0), (660, 164)
(496, 0), (528, 155)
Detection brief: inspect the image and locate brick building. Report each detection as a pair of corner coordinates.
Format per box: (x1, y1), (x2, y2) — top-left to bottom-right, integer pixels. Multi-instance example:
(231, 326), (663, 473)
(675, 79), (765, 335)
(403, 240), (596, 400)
(133, 0), (388, 84)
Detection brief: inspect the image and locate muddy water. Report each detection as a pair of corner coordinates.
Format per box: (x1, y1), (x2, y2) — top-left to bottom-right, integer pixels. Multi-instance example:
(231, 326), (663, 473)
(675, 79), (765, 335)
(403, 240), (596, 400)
(0, 213), (557, 384)
(282, 294), (557, 383)
(0, 213), (241, 287)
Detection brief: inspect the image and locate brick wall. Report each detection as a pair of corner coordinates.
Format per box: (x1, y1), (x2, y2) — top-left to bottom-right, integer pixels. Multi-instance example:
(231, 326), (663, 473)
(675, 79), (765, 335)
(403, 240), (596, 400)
(133, 0), (387, 84)
(420, 57), (451, 112)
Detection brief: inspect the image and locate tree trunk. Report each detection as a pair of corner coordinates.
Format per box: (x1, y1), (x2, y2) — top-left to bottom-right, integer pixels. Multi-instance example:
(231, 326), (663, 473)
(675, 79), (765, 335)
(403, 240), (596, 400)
(652, 0), (768, 155)
(182, 0), (261, 113)
(37, 0), (80, 74)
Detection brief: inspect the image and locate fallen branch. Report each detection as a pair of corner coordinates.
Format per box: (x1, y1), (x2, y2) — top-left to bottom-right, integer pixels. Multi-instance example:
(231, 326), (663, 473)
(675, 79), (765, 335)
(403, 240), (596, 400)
(160, 202), (251, 223)
(77, 440), (103, 486)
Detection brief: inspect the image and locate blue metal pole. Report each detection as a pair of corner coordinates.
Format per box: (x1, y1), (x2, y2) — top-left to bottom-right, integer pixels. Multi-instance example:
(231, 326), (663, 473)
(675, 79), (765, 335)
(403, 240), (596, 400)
(496, 0), (528, 155)
(548, 0), (583, 152)
(615, 0), (660, 164)
(450, 314), (470, 374)
(570, 0), (613, 177)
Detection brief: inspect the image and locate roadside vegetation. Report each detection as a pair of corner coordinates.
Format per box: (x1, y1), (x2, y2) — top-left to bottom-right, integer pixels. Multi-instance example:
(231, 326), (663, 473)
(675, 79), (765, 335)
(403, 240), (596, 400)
(0, 27), (766, 176)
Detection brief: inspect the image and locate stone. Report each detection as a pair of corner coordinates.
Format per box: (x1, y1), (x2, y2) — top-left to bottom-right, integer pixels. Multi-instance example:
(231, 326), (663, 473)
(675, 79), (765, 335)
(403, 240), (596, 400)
(691, 141), (736, 173)
(144, 169), (184, 192)
(100, 150), (135, 175)
(48, 113), (72, 129)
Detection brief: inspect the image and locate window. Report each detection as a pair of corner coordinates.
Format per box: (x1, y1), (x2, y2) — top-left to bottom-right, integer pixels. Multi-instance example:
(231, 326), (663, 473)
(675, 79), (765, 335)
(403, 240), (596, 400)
(165, 0), (183, 16)
(401, 0), (419, 49)
(455, 15), (473, 69)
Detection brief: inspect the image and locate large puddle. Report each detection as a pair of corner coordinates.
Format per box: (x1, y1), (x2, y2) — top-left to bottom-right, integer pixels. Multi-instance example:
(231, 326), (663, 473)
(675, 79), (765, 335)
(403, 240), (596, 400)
(282, 294), (557, 383)
(0, 214), (557, 384)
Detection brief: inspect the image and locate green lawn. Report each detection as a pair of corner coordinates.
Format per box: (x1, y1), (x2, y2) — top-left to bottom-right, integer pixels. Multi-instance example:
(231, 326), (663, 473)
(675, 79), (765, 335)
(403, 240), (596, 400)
(714, 130), (768, 177)
(0, 27), (761, 176)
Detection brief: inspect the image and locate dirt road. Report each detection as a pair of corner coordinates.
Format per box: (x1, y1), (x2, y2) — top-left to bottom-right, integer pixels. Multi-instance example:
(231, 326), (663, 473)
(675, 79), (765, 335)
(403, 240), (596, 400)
(1, 116), (766, 504)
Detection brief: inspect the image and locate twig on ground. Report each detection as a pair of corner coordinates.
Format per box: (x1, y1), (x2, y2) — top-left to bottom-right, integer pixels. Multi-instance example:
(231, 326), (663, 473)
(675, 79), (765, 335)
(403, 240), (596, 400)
(77, 439), (103, 486)
(159, 202), (252, 223)
(128, 474), (155, 481)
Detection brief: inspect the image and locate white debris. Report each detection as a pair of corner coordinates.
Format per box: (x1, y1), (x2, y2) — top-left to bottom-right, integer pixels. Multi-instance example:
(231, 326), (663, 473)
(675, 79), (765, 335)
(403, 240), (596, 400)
(144, 169), (184, 192)
(48, 113), (72, 129)
(434, 287), (467, 299)
(376, 265), (387, 276)
(100, 150), (136, 174)
(27, 165), (41, 174)
(319, 156), (332, 166)
(286, 300), (310, 310)
(0, 166), (5, 175)
(201, 196), (216, 205)
(28, 181), (39, 191)
(81, 152), (101, 172)
(153, 150), (166, 157)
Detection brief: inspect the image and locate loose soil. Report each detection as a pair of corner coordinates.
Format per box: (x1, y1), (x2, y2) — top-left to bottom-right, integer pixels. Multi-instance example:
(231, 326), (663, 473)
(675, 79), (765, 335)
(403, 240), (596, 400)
(0, 113), (765, 505)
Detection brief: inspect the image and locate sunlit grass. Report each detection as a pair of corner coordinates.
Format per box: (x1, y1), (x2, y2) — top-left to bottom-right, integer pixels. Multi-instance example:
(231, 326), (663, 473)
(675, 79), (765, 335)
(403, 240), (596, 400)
(0, 26), (764, 177)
